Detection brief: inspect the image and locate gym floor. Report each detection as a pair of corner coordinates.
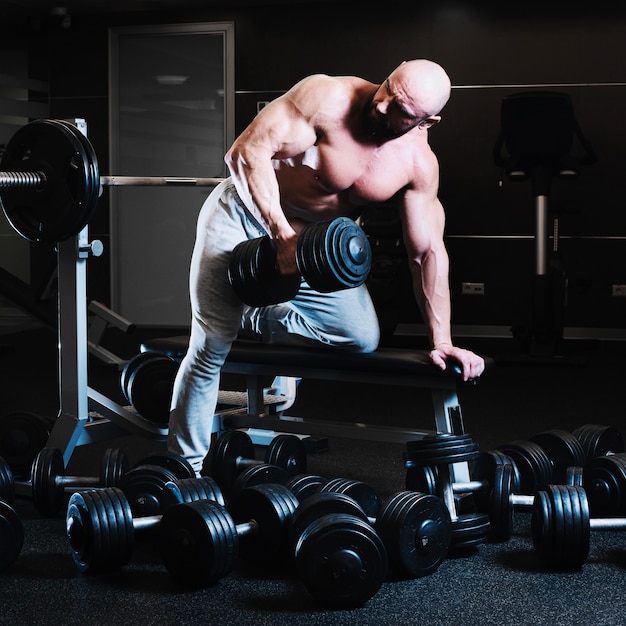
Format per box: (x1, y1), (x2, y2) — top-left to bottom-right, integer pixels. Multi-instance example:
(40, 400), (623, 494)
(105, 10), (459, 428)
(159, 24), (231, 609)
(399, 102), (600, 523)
(1, 318), (626, 625)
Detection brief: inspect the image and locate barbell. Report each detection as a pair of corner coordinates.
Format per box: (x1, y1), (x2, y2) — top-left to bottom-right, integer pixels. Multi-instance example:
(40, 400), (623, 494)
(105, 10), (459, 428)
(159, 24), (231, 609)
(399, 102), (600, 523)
(0, 119), (224, 243)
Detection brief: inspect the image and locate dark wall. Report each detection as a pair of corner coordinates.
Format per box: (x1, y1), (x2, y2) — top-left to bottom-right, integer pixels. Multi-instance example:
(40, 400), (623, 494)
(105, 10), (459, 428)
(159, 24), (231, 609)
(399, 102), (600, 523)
(6, 1), (626, 335)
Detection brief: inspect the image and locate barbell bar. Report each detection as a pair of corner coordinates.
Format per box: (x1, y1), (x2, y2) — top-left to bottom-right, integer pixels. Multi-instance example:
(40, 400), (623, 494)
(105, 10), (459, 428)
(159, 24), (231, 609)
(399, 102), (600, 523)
(0, 118), (224, 243)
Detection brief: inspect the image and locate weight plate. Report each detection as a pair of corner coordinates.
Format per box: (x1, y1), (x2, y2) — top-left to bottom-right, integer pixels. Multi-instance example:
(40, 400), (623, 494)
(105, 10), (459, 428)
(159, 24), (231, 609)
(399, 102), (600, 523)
(294, 512), (387, 609)
(126, 354), (179, 424)
(136, 450), (195, 480)
(228, 236), (300, 307)
(450, 512), (490, 548)
(119, 464), (179, 516)
(0, 411), (51, 479)
(377, 490), (451, 577)
(264, 434), (307, 477)
(486, 463), (514, 542)
(530, 430), (586, 484)
(495, 441), (552, 493)
(0, 456), (15, 504)
(120, 351), (164, 403)
(100, 447), (129, 487)
(583, 454), (626, 516)
(228, 483), (299, 565)
(161, 476), (225, 512)
(285, 473), (328, 502)
(405, 464), (438, 495)
(231, 463), (291, 495)
(290, 491), (367, 548)
(320, 478), (381, 518)
(1, 119), (98, 242)
(208, 429), (256, 491)
(31, 446), (65, 517)
(159, 499), (238, 586)
(531, 489), (552, 560)
(573, 424), (624, 462)
(0, 500), (24, 571)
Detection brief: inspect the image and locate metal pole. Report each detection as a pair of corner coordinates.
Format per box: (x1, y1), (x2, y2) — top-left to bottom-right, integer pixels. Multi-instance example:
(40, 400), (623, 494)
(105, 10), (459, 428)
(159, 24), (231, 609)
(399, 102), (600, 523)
(101, 176), (224, 187)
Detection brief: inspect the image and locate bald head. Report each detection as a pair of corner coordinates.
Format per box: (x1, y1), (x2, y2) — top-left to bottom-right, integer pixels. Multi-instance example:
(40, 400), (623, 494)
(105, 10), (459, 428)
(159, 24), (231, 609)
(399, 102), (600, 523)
(389, 59), (452, 119)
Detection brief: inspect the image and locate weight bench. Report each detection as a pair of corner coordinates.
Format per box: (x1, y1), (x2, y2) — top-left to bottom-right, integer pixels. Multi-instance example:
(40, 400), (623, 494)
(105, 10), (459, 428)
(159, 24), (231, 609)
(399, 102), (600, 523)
(140, 336), (494, 470)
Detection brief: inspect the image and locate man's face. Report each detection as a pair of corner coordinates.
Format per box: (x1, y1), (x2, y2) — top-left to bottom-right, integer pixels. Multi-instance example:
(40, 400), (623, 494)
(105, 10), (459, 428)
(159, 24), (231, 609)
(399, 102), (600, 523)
(363, 78), (440, 141)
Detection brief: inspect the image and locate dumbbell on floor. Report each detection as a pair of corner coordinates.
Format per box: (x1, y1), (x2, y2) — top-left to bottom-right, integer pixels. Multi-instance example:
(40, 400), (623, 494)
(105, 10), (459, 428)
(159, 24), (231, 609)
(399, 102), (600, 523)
(291, 489), (451, 579)
(228, 217), (372, 307)
(66, 476), (224, 574)
(532, 483), (626, 568)
(0, 456), (23, 572)
(205, 430), (307, 494)
(404, 433), (489, 548)
(31, 446), (129, 517)
(159, 482), (299, 586)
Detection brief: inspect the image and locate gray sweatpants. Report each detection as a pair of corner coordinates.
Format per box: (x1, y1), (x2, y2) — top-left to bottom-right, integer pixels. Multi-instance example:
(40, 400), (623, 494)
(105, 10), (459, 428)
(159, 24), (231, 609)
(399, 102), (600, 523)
(167, 178), (380, 473)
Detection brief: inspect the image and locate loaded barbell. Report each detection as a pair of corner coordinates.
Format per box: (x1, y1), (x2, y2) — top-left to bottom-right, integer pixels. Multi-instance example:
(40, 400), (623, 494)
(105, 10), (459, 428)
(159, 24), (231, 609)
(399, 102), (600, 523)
(0, 119), (224, 243)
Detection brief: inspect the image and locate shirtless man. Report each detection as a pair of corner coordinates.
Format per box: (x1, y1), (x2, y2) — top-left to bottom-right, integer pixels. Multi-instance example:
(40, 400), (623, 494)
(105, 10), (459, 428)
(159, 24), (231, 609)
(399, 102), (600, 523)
(168, 59), (485, 473)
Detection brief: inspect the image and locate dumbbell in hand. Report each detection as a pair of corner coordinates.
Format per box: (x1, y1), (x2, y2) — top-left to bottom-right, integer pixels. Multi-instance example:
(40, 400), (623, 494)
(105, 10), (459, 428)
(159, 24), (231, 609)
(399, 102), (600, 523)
(228, 217), (372, 307)
(531, 483), (626, 568)
(66, 476), (224, 574)
(159, 482), (299, 586)
(31, 446), (129, 517)
(205, 430), (307, 495)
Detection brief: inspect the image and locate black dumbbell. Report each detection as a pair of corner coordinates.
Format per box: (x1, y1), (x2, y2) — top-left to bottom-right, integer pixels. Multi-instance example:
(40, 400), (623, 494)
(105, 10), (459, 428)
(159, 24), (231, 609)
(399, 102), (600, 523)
(491, 440), (554, 494)
(404, 433), (489, 549)
(119, 451), (197, 517)
(120, 352), (179, 424)
(580, 452), (626, 517)
(529, 429), (587, 484)
(0, 456), (23, 572)
(205, 430), (307, 494)
(159, 482), (299, 586)
(66, 476), (224, 574)
(228, 217), (372, 307)
(572, 423), (623, 463)
(31, 446), (129, 517)
(290, 489), (451, 579)
(293, 510), (387, 609)
(531, 483), (626, 568)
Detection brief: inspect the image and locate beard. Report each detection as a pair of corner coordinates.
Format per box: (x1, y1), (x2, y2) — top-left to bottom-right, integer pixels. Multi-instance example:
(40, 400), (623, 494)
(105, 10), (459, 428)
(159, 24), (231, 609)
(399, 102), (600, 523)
(362, 96), (406, 141)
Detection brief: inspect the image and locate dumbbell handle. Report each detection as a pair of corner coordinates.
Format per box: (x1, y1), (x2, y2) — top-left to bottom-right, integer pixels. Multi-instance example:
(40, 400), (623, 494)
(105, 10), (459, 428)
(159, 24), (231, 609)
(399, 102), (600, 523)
(55, 475), (100, 489)
(452, 480), (535, 508)
(589, 517), (626, 531)
(132, 511), (260, 536)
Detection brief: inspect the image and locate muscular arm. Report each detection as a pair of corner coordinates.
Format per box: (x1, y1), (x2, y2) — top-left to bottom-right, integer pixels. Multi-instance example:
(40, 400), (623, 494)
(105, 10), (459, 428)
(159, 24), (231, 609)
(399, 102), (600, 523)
(224, 75), (337, 273)
(398, 157), (485, 380)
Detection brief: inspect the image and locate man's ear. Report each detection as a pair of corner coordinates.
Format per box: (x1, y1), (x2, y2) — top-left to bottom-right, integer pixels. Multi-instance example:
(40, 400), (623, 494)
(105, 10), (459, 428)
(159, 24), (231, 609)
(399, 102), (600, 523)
(419, 115), (441, 129)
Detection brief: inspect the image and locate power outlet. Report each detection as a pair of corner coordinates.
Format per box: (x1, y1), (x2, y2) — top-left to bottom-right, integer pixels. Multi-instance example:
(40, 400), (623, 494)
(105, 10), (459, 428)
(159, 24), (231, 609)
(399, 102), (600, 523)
(612, 284), (626, 297)
(462, 282), (485, 295)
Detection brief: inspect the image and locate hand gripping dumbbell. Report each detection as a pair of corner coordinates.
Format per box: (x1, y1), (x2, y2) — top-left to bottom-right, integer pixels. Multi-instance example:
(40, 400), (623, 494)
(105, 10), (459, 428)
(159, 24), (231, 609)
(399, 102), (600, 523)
(0, 456), (23, 572)
(531, 483), (626, 568)
(65, 475), (225, 574)
(404, 433), (490, 548)
(228, 216), (372, 307)
(290, 489), (451, 580)
(205, 430), (307, 495)
(158, 482), (299, 586)
(31, 446), (129, 517)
